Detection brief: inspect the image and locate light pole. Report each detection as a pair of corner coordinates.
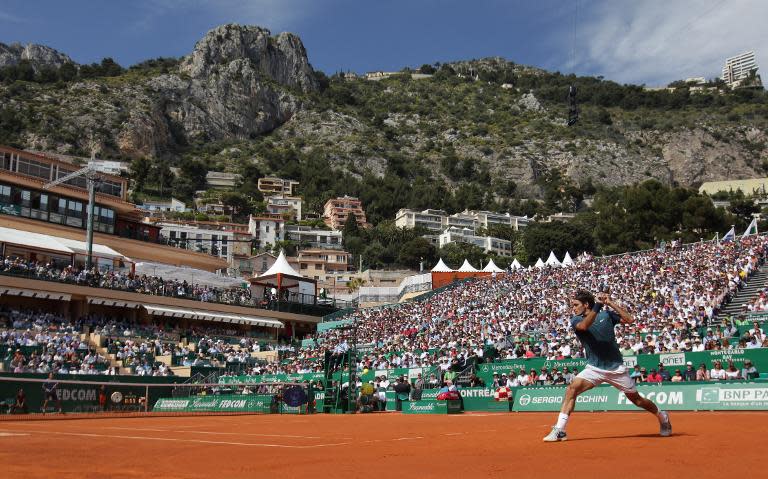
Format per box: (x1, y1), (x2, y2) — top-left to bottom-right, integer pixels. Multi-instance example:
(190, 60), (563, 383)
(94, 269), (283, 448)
(43, 165), (102, 270)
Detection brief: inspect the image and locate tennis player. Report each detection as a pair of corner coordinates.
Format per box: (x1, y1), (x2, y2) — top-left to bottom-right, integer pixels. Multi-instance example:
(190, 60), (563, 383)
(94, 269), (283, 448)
(543, 290), (671, 442)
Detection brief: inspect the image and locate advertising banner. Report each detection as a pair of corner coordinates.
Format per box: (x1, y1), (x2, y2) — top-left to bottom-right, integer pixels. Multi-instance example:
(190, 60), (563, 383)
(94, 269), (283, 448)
(512, 382), (768, 412)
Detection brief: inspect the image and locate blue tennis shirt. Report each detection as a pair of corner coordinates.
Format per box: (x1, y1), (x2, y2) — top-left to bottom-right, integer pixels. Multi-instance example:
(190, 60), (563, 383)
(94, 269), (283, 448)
(570, 309), (624, 371)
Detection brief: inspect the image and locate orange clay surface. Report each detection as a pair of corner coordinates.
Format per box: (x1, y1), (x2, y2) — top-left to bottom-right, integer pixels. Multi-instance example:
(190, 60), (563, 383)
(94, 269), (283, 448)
(0, 411), (766, 479)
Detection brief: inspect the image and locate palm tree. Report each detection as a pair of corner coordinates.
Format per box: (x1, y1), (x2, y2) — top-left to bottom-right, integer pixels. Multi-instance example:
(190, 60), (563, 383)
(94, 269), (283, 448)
(347, 277), (367, 294)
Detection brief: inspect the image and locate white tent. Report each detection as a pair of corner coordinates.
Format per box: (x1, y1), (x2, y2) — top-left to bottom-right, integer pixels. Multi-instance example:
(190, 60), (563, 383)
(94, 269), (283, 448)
(431, 258), (453, 272)
(482, 258), (504, 273)
(534, 258), (545, 269)
(545, 251), (561, 267)
(562, 251), (575, 267)
(457, 259), (478, 272)
(511, 258), (522, 270)
(259, 250), (303, 278)
(252, 250), (317, 301)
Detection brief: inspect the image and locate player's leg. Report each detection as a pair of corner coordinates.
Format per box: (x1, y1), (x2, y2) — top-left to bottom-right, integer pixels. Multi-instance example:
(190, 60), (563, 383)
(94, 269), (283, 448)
(605, 368), (672, 437)
(624, 391), (672, 436)
(543, 377), (594, 442)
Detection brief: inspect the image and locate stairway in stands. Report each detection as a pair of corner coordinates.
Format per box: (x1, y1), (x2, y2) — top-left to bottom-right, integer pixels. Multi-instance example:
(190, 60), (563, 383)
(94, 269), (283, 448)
(714, 267), (768, 324)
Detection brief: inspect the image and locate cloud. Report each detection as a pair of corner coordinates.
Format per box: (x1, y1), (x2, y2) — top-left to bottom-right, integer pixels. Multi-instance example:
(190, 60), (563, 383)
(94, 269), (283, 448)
(573, 0), (768, 85)
(0, 9), (25, 23)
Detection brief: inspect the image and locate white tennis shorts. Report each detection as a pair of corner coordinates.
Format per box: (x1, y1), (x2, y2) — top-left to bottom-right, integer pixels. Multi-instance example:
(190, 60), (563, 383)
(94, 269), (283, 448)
(576, 364), (637, 394)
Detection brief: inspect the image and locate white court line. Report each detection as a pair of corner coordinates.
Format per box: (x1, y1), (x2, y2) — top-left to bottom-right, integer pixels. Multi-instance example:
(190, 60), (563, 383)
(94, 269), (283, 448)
(443, 432), (463, 436)
(102, 427), (321, 438)
(0, 429), (349, 449)
(0, 432), (29, 437)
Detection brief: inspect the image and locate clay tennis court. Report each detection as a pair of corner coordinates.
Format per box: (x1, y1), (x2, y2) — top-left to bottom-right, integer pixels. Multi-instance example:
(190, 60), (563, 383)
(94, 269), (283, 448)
(0, 411), (765, 478)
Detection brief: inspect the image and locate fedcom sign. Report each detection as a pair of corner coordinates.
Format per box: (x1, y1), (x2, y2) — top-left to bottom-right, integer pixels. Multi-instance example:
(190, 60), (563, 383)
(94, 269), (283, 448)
(60, 388), (97, 402)
(618, 391), (684, 406)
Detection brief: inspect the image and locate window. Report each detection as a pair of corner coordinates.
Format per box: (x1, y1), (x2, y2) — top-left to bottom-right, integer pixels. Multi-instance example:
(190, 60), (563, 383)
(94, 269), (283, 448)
(0, 184), (10, 201)
(16, 157), (51, 180)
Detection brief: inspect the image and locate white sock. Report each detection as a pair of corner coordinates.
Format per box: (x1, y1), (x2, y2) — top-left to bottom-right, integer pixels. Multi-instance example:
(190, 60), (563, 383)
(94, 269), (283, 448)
(656, 411), (666, 422)
(555, 413), (569, 431)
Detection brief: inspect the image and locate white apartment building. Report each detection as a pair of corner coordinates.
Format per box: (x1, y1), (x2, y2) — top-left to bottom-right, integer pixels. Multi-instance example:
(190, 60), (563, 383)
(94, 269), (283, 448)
(469, 210), (531, 230)
(157, 221), (240, 264)
(247, 215), (284, 250)
(394, 208), (447, 232)
(722, 51), (758, 87)
(205, 171), (241, 190)
(257, 177), (300, 196)
(138, 197), (187, 214)
(438, 227), (513, 256)
(284, 224), (342, 250)
(266, 194), (303, 220)
(395, 208), (529, 232)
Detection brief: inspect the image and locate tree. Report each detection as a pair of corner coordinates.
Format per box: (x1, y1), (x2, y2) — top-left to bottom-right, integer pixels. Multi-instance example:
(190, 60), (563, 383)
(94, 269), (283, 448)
(179, 159), (208, 191)
(438, 242), (486, 270)
(129, 157), (152, 192)
(151, 160), (174, 196)
(347, 277), (367, 294)
(220, 191), (252, 221)
(397, 237), (437, 270)
(728, 192), (760, 229)
(342, 214), (361, 242)
(171, 176), (197, 200)
(522, 221), (595, 263)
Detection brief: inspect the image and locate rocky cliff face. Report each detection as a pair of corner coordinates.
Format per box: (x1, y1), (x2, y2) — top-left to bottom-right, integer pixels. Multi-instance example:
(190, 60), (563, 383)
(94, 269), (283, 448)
(0, 42), (74, 70)
(149, 25), (316, 145)
(6, 25), (317, 158)
(2, 27), (766, 192)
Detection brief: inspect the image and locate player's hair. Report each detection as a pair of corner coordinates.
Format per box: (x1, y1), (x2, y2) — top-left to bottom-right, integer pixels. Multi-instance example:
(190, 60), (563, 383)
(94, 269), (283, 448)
(573, 289), (595, 308)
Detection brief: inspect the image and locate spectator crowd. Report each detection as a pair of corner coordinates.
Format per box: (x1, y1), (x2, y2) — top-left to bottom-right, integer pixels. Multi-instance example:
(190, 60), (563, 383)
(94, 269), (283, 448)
(271, 237), (768, 378)
(0, 256), (254, 306)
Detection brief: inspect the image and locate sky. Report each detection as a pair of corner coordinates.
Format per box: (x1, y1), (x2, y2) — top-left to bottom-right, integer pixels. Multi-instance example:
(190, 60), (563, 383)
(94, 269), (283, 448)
(1, 0), (766, 86)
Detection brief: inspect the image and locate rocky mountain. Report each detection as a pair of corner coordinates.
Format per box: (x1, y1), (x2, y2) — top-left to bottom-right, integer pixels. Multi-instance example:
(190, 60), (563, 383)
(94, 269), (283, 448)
(0, 42), (74, 70)
(0, 24), (767, 203)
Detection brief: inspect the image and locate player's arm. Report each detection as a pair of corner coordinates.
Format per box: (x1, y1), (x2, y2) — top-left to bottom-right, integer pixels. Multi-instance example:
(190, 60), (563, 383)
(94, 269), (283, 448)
(574, 305), (600, 332)
(602, 295), (634, 324)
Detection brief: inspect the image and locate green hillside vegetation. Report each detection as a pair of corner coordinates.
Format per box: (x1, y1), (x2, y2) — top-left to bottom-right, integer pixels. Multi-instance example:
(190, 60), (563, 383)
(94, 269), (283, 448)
(1, 56), (767, 268)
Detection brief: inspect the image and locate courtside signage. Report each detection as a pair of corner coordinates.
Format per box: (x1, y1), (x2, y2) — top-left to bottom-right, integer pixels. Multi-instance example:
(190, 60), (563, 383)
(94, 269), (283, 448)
(513, 383), (768, 412)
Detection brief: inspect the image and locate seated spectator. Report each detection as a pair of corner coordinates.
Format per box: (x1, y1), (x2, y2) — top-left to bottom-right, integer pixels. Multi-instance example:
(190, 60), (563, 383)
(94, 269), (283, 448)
(646, 369), (663, 383)
(671, 369), (684, 382)
(741, 359), (759, 380)
(683, 362), (697, 381)
(657, 364), (672, 382)
(725, 361), (742, 380)
(710, 360), (727, 381)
